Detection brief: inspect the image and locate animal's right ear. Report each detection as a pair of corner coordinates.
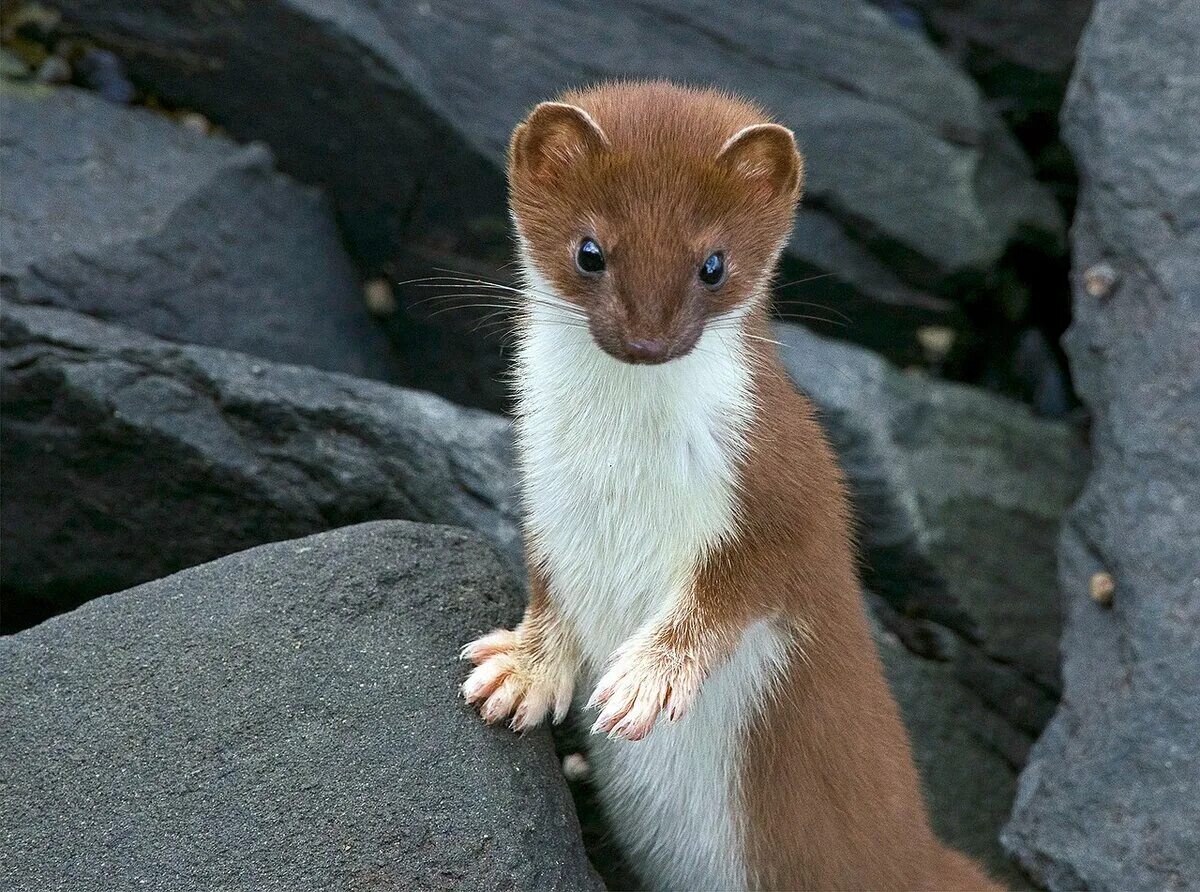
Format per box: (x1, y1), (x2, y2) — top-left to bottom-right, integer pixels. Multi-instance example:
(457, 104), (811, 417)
(509, 102), (610, 178)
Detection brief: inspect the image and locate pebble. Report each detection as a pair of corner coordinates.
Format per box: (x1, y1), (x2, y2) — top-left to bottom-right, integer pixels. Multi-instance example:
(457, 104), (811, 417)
(34, 54), (71, 85)
(916, 325), (955, 364)
(1084, 262), (1118, 298)
(179, 111), (211, 135)
(364, 278), (397, 316)
(0, 47), (30, 79)
(76, 48), (135, 104)
(1089, 571), (1115, 607)
(561, 752), (590, 782)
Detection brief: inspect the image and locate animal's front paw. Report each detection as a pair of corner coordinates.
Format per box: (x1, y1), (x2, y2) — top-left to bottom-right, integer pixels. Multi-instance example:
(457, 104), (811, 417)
(460, 628), (574, 731)
(587, 637), (704, 741)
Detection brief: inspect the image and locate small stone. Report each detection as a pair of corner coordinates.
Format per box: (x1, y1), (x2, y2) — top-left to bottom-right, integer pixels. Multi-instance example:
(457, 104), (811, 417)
(1084, 262), (1118, 298)
(561, 752), (590, 782)
(179, 111), (210, 135)
(916, 325), (955, 363)
(34, 55), (71, 85)
(0, 47), (31, 80)
(76, 48), (135, 104)
(1089, 571), (1115, 607)
(364, 277), (397, 316)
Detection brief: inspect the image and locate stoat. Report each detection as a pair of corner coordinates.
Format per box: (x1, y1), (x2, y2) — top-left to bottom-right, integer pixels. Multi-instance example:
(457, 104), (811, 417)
(461, 80), (999, 892)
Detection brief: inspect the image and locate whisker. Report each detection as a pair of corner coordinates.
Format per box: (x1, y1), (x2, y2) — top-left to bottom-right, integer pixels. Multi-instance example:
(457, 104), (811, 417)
(773, 301), (852, 326)
(774, 272), (836, 291)
(402, 278), (587, 317)
(427, 307), (590, 328)
(426, 268), (575, 305)
(403, 291), (588, 321)
(776, 314), (847, 328)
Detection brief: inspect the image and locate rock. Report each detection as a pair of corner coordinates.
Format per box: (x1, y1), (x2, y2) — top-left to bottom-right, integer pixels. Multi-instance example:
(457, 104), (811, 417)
(1, 3), (61, 46)
(1012, 327), (1071, 418)
(73, 46), (134, 103)
(882, 0), (1091, 241)
(0, 85), (399, 382)
(777, 321), (1087, 740)
(0, 47), (31, 79)
(875, 618), (1030, 888)
(0, 521), (602, 892)
(32, 54), (71, 85)
(177, 110), (210, 134)
(0, 300), (518, 631)
(1002, 2), (1200, 889)
(899, 0), (1092, 108)
(53, 0), (1060, 385)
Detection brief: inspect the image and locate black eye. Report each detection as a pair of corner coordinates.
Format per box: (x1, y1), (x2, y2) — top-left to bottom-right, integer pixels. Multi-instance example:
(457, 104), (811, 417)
(576, 238), (606, 275)
(699, 252), (726, 287)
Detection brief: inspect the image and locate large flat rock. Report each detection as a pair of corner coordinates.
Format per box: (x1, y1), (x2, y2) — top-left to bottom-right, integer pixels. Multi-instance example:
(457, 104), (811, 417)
(0, 300), (519, 630)
(0, 521), (602, 892)
(0, 84), (397, 381)
(1002, 1), (1200, 888)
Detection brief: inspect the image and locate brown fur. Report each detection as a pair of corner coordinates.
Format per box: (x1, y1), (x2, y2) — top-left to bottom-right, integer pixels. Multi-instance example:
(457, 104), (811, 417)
(721, 330), (998, 890)
(470, 81), (1001, 890)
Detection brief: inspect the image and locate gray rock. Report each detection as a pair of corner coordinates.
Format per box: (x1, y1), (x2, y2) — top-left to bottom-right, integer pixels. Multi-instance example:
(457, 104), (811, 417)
(0, 300), (519, 630)
(0, 85), (398, 381)
(778, 321), (1086, 738)
(875, 618), (1030, 888)
(0, 47), (30, 80)
(902, 0), (1092, 82)
(0, 521), (602, 892)
(54, 0), (1060, 297)
(1002, 2), (1200, 889)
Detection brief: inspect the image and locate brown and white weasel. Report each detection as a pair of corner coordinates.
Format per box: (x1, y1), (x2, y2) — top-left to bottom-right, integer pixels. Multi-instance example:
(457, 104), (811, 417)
(461, 81), (999, 891)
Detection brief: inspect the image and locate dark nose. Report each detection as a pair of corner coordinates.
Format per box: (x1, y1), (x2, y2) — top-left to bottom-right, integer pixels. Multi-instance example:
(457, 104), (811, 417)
(624, 338), (670, 364)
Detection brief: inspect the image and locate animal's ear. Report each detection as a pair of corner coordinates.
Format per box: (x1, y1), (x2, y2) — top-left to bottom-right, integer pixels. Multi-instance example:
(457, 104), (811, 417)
(510, 102), (610, 178)
(716, 123), (804, 201)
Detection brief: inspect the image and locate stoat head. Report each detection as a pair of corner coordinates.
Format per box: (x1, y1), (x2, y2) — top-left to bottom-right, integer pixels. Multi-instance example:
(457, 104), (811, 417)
(508, 81), (804, 365)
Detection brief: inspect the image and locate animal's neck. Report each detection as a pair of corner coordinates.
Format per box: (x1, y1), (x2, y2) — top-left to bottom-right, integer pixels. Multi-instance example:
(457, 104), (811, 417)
(513, 288), (757, 471)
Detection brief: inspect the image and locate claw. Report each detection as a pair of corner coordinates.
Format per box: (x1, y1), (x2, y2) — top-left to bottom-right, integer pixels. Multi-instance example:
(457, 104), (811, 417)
(459, 628), (576, 731)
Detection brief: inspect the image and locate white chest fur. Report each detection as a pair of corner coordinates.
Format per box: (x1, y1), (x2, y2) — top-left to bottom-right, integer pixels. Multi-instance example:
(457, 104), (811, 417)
(515, 292), (752, 663)
(514, 275), (785, 891)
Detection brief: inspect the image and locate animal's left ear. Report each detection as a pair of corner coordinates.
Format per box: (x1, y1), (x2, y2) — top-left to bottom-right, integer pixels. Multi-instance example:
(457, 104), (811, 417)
(716, 123), (804, 202)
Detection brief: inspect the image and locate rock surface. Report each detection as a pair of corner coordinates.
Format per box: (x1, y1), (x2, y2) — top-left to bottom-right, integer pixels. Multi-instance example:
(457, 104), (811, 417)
(55, 0), (1059, 312)
(0, 84), (397, 381)
(0, 522), (601, 892)
(875, 618), (1028, 888)
(1002, 2), (1200, 889)
(778, 321), (1085, 745)
(901, 0), (1092, 89)
(0, 300), (518, 630)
